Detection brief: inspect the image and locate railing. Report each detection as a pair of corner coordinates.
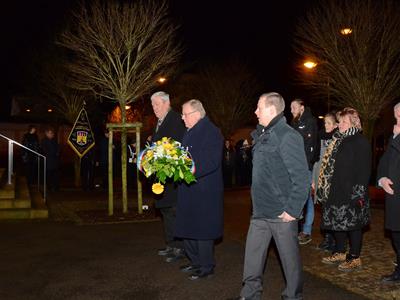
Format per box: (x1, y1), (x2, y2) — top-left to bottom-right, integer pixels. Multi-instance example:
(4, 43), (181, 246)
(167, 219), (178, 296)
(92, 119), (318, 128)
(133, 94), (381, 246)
(0, 133), (46, 202)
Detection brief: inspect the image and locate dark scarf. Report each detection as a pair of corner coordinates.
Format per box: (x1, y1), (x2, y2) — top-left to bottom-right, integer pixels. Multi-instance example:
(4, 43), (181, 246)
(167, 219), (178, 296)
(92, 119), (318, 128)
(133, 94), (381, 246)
(316, 127), (360, 203)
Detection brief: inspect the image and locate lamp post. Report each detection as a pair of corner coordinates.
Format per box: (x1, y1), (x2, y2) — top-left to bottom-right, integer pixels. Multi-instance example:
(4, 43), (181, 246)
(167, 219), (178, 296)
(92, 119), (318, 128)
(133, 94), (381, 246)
(303, 59), (330, 112)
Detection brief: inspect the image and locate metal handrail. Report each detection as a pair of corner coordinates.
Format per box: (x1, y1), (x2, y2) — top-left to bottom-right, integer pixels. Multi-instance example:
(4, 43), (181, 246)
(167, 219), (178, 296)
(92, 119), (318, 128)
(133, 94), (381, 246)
(0, 133), (47, 202)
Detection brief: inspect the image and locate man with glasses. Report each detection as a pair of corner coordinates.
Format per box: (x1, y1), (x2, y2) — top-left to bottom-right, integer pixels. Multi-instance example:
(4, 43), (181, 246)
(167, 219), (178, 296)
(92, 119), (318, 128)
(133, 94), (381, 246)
(175, 99), (224, 280)
(150, 91), (186, 263)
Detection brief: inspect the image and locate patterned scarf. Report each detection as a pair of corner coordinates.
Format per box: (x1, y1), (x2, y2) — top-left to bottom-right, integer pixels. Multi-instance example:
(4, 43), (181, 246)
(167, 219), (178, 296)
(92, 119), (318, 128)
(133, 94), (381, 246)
(316, 127), (360, 203)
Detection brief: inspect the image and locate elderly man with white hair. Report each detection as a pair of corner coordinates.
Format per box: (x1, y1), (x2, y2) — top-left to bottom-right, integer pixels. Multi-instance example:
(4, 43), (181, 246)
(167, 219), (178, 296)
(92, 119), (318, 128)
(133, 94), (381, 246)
(378, 102), (400, 283)
(150, 91), (186, 263)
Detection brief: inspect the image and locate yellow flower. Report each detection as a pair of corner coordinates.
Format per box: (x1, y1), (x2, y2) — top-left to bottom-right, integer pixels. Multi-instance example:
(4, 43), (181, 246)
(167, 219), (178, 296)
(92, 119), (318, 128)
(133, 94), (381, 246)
(162, 137), (169, 142)
(163, 143), (173, 150)
(146, 150), (154, 158)
(152, 182), (164, 194)
(157, 141), (162, 145)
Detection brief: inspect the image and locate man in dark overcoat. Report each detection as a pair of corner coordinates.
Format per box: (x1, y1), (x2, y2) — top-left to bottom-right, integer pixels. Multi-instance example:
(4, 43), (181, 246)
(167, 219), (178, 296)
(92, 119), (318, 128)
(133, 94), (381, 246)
(150, 91), (186, 262)
(175, 99), (224, 280)
(378, 102), (400, 283)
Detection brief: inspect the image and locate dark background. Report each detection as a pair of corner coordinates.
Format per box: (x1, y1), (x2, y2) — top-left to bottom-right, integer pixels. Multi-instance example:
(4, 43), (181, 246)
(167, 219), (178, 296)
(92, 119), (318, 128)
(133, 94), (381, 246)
(0, 0), (314, 120)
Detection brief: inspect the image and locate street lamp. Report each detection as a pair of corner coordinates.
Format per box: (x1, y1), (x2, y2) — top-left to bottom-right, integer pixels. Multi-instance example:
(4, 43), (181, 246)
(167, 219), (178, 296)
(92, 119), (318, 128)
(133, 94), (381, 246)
(302, 59), (331, 111)
(340, 28), (352, 35)
(303, 61), (317, 69)
(157, 77), (166, 84)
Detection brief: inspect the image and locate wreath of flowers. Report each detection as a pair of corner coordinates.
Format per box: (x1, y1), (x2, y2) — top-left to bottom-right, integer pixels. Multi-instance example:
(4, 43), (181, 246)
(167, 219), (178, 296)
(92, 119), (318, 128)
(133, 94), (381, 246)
(137, 137), (196, 194)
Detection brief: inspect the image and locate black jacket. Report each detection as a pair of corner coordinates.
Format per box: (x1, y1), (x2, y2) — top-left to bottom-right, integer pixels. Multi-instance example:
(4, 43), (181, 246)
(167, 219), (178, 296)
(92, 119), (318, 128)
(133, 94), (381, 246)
(291, 107), (319, 170)
(22, 133), (40, 163)
(251, 115), (309, 219)
(377, 134), (400, 230)
(151, 110), (186, 208)
(41, 137), (59, 170)
(321, 132), (371, 231)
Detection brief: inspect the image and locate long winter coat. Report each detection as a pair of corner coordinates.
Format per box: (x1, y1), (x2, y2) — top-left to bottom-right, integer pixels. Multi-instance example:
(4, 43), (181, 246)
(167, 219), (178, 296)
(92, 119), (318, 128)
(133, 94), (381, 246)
(151, 110), (186, 208)
(377, 135), (400, 230)
(175, 117), (224, 240)
(321, 133), (371, 231)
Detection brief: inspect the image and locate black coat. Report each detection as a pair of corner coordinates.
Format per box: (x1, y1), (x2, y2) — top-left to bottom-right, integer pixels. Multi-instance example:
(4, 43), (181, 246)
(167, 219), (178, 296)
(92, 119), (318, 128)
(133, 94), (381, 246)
(321, 133), (371, 231)
(41, 137), (59, 170)
(291, 107), (319, 170)
(175, 117), (224, 240)
(251, 115), (309, 219)
(377, 135), (400, 230)
(22, 133), (40, 163)
(151, 110), (186, 208)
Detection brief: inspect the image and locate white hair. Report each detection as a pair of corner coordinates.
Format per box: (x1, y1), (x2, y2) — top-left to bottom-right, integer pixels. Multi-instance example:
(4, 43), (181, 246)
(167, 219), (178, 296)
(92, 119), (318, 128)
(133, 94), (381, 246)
(151, 91), (170, 102)
(394, 102), (400, 112)
(183, 99), (206, 118)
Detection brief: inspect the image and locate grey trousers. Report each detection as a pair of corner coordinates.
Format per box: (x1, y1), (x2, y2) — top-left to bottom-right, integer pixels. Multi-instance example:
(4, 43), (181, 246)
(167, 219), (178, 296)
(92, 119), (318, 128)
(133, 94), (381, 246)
(240, 218), (303, 300)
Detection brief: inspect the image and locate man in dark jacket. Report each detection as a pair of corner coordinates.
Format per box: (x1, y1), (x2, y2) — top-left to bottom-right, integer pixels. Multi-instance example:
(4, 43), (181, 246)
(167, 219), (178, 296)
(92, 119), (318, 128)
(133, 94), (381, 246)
(22, 125), (40, 186)
(175, 99), (224, 280)
(41, 128), (60, 192)
(150, 91), (186, 263)
(378, 102), (400, 283)
(236, 93), (309, 300)
(291, 99), (319, 245)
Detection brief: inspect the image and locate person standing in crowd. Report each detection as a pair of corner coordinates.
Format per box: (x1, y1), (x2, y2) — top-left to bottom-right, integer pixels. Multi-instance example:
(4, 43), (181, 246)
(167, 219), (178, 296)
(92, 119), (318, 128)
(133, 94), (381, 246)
(313, 113), (338, 252)
(234, 93), (309, 300)
(235, 139), (252, 186)
(22, 125), (40, 186)
(378, 102), (400, 283)
(150, 91), (186, 263)
(81, 147), (95, 191)
(98, 129), (113, 190)
(41, 128), (60, 192)
(126, 138), (137, 189)
(222, 139), (235, 188)
(317, 108), (371, 272)
(175, 99), (223, 280)
(290, 99), (319, 245)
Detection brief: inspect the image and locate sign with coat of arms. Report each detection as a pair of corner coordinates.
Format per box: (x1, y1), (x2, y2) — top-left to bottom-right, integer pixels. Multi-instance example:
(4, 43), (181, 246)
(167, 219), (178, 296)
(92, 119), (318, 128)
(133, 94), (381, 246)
(67, 107), (95, 157)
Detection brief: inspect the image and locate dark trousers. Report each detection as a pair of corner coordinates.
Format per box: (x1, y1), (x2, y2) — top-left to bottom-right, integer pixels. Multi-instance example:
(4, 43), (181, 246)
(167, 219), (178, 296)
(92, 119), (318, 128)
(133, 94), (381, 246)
(46, 169), (59, 191)
(184, 239), (215, 274)
(392, 231), (400, 264)
(241, 218), (303, 300)
(160, 206), (182, 249)
(25, 161), (38, 185)
(334, 230), (362, 257)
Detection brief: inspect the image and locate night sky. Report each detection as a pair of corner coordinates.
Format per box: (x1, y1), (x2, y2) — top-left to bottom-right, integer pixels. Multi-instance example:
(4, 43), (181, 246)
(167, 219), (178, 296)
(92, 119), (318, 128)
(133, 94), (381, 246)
(0, 0), (313, 119)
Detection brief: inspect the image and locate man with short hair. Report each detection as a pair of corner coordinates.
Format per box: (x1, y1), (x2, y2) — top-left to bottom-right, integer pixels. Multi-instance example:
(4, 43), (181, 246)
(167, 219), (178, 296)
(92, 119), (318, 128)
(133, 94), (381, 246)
(150, 91), (186, 263)
(378, 102), (400, 283)
(235, 92), (309, 300)
(175, 99), (224, 280)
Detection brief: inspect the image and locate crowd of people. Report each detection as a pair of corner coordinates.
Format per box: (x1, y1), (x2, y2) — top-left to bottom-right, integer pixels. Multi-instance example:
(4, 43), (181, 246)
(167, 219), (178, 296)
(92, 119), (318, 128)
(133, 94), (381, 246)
(146, 90), (400, 300)
(20, 90), (399, 299)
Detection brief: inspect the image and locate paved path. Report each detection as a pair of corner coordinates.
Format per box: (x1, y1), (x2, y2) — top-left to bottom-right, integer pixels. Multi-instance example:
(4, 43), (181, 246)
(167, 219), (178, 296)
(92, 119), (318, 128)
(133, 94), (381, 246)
(0, 188), (375, 299)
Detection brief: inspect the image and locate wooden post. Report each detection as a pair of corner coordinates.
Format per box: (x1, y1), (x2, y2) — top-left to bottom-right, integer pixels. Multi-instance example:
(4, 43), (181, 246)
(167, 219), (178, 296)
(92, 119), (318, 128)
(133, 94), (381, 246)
(108, 130), (114, 216)
(136, 128), (143, 214)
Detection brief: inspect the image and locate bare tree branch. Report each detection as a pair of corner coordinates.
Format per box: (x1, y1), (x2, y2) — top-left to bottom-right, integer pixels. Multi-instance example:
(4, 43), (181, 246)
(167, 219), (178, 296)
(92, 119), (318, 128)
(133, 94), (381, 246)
(294, 0), (400, 136)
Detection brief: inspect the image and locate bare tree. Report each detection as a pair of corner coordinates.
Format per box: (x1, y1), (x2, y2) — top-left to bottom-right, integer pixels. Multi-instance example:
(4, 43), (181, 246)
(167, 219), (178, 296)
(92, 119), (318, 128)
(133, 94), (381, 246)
(170, 60), (261, 138)
(58, 0), (181, 212)
(294, 0), (400, 138)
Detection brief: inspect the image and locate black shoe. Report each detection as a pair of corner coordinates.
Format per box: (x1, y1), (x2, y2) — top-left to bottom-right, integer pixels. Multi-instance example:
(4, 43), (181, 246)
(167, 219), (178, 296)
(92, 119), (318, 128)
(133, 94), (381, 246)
(165, 248), (185, 263)
(381, 270), (400, 283)
(188, 270), (214, 280)
(158, 246), (173, 256)
(180, 264), (200, 273)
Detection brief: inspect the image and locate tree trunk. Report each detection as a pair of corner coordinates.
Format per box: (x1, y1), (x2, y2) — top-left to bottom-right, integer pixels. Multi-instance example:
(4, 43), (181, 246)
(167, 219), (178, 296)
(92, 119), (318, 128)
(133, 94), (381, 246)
(120, 103), (128, 214)
(362, 118), (376, 142)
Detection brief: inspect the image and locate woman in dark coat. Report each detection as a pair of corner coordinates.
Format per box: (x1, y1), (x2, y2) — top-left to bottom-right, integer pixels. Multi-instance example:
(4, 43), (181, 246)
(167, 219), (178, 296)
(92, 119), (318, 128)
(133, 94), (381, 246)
(377, 102), (400, 283)
(316, 108), (371, 272)
(175, 99), (224, 280)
